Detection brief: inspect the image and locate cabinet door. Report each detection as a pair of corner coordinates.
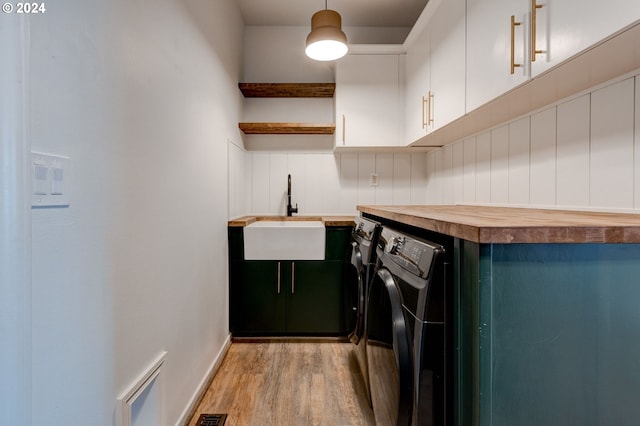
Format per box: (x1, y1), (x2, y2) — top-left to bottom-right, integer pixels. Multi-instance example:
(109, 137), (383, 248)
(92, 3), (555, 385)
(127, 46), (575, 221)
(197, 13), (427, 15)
(335, 54), (400, 147)
(230, 260), (287, 335)
(286, 261), (348, 334)
(429, 0), (466, 131)
(466, 0), (529, 112)
(404, 24), (431, 143)
(530, 0), (640, 76)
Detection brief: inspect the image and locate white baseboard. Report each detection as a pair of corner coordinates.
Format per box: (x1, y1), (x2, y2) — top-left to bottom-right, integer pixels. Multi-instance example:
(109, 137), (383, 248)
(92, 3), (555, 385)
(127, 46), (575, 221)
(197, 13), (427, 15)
(174, 334), (232, 426)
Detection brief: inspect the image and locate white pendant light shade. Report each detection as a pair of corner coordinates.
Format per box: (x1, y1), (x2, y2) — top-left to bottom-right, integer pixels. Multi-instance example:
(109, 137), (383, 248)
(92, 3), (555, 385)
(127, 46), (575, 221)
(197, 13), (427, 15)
(305, 9), (348, 61)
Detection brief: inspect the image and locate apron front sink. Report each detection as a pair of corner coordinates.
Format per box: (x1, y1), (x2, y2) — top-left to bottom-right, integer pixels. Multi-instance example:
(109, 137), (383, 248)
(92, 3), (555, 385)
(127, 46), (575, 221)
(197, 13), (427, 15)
(243, 220), (326, 260)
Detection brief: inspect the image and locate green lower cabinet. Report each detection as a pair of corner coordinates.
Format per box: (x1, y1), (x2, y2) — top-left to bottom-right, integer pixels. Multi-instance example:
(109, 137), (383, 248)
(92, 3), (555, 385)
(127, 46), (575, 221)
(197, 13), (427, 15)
(230, 260), (287, 334)
(230, 259), (349, 336)
(456, 241), (640, 426)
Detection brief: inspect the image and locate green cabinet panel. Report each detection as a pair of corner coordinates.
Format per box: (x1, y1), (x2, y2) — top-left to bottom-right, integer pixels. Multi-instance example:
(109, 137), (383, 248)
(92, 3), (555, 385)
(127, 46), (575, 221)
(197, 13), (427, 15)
(459, 242), (640, 426)
(325, 226), (353, 260)
(228, 227), (244, 261)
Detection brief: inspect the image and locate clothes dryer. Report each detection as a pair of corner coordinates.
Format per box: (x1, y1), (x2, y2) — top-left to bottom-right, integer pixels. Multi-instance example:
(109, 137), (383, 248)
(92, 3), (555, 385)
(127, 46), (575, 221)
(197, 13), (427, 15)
(366, 226), (448, 425)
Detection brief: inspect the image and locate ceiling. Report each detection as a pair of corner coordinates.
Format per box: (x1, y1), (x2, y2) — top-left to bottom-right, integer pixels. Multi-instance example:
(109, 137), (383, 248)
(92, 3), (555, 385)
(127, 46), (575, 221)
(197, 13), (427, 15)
(237, 0), (429, 28)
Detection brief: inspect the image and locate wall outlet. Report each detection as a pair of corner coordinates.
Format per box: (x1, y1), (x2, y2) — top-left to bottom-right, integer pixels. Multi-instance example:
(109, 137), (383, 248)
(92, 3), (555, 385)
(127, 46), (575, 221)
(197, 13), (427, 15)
(370, 173), (379, 186)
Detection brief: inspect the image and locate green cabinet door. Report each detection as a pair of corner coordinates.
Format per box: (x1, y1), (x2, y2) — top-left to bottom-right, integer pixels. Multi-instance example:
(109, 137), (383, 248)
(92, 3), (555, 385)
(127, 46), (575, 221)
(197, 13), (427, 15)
(230, 260), (287, 335)
(286, 260), (348, 335)
(230, 260), (348, 336)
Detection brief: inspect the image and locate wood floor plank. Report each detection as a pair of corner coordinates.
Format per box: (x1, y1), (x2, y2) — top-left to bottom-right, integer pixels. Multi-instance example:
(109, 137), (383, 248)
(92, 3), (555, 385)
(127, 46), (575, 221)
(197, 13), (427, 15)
(187, 342), (376, 426)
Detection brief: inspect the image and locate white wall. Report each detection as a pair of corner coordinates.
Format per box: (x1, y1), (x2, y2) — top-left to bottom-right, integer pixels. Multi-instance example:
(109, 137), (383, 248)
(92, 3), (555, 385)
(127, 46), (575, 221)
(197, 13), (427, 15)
(425, 72), (640, 213)
(28, 0), (243, 424)
(242, 26), (410, 84)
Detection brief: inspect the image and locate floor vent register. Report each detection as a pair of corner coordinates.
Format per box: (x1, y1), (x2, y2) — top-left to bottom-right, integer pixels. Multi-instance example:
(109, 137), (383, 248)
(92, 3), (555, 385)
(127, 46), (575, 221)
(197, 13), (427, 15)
(196, 413), (228, 426)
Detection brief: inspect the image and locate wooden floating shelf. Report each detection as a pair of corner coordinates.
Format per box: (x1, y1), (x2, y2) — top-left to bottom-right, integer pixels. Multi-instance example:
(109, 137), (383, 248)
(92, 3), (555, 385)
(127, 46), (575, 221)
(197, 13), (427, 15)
(238, 83), (336, 98)
(239, 122), (336, 135)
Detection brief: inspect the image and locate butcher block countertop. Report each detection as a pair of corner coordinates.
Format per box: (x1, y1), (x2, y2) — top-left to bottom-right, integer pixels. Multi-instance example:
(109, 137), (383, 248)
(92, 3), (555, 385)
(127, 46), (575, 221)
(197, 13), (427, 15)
(357, 205), (640, 244)
(228, 215), (355, 227)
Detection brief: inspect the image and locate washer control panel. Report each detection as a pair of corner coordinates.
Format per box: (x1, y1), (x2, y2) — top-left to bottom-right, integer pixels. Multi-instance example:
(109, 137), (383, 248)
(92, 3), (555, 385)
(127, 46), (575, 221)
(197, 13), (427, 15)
(380, 227), (439, 279)
(354, 216), (381, 242)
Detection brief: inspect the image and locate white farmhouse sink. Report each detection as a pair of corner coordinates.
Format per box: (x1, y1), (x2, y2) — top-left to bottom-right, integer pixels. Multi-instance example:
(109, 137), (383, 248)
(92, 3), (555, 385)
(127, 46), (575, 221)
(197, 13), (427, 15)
(243, 220), (326, 260)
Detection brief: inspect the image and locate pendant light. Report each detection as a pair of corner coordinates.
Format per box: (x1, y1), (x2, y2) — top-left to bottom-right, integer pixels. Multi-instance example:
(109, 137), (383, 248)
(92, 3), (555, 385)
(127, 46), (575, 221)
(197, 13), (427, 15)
(305, 1), (348, 61)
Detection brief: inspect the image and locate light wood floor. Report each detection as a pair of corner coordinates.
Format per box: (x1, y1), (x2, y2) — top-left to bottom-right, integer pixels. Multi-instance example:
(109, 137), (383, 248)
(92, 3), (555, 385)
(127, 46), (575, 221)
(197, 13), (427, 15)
(187, 341), (376, 426)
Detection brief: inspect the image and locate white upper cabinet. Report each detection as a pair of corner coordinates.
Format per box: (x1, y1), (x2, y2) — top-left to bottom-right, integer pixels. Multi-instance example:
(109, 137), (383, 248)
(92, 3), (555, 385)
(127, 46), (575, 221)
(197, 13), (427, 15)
(428, 0), (466, 131)
(466, 0), (640, 113)
(403, 0), (466, 144)
(530, 0), (640, 76)
(466, 0), (530, 113)
(404, 23), (431, 144)
(335, 53), (402, 148)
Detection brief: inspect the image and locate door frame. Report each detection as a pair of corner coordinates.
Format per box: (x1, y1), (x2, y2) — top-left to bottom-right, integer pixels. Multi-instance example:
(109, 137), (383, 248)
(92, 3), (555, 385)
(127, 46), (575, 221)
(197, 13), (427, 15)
(0, 13), (32, 426)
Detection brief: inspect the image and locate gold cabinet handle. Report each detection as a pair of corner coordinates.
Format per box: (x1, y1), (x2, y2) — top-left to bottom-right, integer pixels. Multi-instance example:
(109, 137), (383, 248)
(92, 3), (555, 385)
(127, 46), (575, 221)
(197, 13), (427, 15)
(510, 15), (522, 74)
(531, 0), (543, 62)
(421, 95), (427, 129)
(427, 91), (434, 125)
(291, 262), (295, 294)
(342, 114), (345, 145)
(277, 261), (281, 294)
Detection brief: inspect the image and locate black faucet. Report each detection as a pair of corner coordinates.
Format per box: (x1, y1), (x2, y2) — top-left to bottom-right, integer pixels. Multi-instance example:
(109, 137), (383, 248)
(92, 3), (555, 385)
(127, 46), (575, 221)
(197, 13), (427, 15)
(287, 174), (298, 216)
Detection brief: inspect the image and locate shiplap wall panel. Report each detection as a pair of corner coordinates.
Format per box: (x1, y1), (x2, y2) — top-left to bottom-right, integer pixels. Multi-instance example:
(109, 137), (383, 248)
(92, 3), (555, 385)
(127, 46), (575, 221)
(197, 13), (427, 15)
(508, 117), (531, 204)
(556, 95), (591, 207)
(339, 153), (359, 215)
(410, 153), (428, 204)
(425, 152), (438, 204)
(251, 153), (270, 214)
(463, 137), (476, 203)
(452, 142), (464, 204)
(530, 107), (557, 206)
(590, 78), (635, 209)
(491, 125), (509, 204)
(475, 132), (491, 204)
(442, 145), (454, 204)
(434, 149), (445, 204)
(227, 141), (243, 218)
(287, 153), (307, 215)
(243, 149), (253, 214)
(325, 153), (343, 214)
(312, 153), (342, 214)
(269, 154), (288, 215)
(376, 153), (395, 205)
(357, 153), (376, 206)
(393, 154), (412, 204)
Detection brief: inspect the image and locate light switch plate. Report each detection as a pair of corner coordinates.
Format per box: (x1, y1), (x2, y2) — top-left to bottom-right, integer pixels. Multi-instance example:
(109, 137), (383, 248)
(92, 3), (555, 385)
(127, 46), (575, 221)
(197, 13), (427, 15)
(31, 152), (70, 207)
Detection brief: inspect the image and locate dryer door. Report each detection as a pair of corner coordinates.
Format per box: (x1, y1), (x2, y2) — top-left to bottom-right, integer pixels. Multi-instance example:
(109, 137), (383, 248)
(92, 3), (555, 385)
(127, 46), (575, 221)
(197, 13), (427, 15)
(366, 267), (413, 426)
